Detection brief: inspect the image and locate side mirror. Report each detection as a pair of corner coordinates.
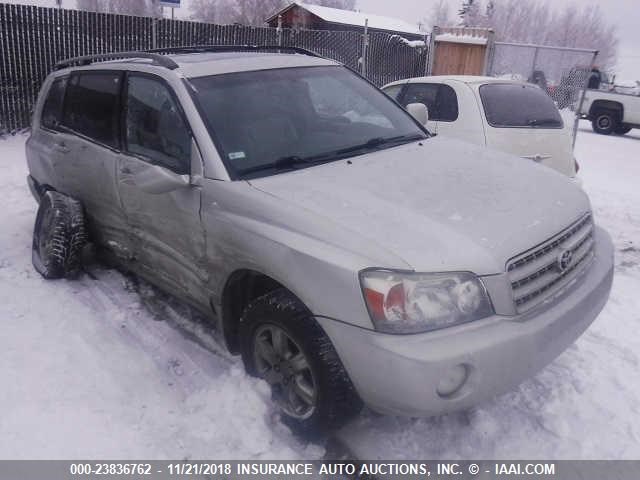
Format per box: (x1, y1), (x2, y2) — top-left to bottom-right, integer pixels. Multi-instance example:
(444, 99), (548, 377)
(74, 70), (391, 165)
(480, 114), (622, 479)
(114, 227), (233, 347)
(133, 163), (189, 194)
(407, 102), (429, 126)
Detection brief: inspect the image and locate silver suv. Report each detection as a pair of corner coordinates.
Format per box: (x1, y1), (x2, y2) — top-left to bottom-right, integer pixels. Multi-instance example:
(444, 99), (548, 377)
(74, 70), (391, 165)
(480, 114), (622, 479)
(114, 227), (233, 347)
(26, 46), (614, 432)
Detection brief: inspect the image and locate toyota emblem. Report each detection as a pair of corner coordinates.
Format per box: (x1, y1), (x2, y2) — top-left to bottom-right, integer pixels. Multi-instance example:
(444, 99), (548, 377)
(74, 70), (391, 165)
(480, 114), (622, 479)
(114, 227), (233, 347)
(557, 249), (574, 272)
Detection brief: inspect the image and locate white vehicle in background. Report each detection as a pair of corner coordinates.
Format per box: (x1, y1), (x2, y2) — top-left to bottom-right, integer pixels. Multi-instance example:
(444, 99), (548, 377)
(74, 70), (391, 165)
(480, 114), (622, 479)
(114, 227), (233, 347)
(579, 87), (640, 135)
(382, 76), (579, 179)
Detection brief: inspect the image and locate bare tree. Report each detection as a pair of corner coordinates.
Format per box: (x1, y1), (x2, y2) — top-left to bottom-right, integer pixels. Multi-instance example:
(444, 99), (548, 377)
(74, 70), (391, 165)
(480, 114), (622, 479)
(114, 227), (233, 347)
(76, 0), (159, 16)
(76, 0), (101, 12)
(427, 0), (453, 29)
(190, 0), (285, 25)
(189, 0), (233, 23)
(456, 0), (618, 71)
(458, 0), (481, 26)
(229, 0), (284, 25)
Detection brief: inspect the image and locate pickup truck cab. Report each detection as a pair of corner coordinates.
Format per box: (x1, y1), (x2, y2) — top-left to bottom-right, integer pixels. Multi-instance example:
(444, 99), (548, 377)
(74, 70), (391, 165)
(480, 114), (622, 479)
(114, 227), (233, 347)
(383, 76), (578, 178)
(579, 87), (640, 135)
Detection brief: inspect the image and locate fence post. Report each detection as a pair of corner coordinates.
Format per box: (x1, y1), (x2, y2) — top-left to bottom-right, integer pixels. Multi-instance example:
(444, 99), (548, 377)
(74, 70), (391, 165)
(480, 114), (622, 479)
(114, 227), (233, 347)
(482, 29), (495, 75)
(151, 0), (159, 49)
(572, 50), (599, 149)
(276, 14), (282, 47)
(152, 17), (158, 49)
(361, 18), (369, 77)
(531, 45), (540, 79)
(427, 26), (439, 75)
(423, 31), (430, 76)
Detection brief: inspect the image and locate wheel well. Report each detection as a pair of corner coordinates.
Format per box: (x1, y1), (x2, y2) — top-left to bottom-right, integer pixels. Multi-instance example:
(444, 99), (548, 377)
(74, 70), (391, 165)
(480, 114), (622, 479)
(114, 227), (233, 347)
(221, 269), (286, 354)
(590, 100), (623, 120)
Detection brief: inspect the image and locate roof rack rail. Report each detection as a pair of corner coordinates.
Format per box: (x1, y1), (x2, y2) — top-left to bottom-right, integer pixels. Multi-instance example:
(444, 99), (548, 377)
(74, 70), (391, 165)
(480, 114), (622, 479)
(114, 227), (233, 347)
(53, 45), (322, 72)
(147, 44), (321, 58)
(54, 51), (179, 71)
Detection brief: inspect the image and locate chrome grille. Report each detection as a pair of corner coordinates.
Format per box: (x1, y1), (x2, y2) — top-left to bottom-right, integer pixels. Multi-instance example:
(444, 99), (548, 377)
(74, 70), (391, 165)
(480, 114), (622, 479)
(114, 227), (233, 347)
(507, 213), (595, 313)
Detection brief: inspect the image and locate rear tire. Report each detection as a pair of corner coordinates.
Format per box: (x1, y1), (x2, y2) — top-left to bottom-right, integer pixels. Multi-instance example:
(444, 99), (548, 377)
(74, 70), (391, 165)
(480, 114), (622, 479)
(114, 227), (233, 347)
(239, 289), (362, 435)
(614, 125), (632, 135)
(591, 110), (618, 135)
(32, 191), (87, 279)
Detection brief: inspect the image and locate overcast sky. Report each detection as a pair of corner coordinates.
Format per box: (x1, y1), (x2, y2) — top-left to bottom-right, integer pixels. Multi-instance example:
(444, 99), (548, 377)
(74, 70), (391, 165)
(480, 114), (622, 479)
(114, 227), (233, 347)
(5, 0), (640, 80)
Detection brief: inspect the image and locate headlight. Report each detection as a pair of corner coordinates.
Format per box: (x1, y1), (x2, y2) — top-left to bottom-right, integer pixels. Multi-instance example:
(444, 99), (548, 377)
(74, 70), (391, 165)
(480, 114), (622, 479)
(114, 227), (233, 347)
(360, 270), (494, 333)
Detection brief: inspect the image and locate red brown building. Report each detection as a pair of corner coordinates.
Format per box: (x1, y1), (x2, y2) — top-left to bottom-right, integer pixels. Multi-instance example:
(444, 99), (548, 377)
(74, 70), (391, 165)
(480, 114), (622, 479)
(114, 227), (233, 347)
(265, 2), (423, 39)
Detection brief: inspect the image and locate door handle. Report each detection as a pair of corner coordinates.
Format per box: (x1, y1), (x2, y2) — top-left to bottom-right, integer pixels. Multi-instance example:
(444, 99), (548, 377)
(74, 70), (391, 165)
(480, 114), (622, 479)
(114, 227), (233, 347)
(54, 141), (70, 153)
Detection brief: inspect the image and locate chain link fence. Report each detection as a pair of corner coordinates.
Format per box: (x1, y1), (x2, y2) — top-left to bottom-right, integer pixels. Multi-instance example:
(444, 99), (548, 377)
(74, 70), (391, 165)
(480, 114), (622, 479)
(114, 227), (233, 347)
(488, 42), (598, 108)
(0, 3), (428, 133)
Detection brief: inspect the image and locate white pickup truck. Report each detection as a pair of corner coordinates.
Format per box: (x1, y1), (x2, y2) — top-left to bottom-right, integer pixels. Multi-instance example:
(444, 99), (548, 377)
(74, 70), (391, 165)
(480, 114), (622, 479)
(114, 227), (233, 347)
(579, 87), (640, 135)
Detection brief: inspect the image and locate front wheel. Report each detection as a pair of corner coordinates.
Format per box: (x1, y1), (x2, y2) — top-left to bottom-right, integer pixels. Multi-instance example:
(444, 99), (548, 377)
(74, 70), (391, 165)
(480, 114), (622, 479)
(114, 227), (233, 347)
(591, 111), (618, 135)
(239, 289), (362, 434)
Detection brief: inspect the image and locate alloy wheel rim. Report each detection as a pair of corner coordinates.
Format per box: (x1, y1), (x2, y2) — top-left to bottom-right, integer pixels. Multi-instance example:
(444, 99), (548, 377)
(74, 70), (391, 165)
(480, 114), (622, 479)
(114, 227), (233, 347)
(597, 115), (611, 129)
(253, 324), (317, 419)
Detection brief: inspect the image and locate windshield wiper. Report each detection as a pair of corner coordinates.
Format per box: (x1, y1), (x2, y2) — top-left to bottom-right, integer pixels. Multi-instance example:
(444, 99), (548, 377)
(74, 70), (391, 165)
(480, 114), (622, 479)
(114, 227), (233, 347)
(237, 134), (426, 178)
(527, 118), (561, 126)
(237, 155), (314, 176)
(333, 134), (426, 156)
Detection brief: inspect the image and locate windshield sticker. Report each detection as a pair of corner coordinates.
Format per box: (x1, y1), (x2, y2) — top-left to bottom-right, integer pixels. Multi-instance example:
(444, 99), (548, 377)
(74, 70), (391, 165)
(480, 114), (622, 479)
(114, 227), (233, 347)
(228, 151), (246, 160)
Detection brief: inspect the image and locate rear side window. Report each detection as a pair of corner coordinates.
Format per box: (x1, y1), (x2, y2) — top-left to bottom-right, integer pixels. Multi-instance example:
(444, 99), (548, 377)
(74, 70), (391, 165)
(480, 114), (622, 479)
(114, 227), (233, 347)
(41, 78), (67, 130)
(125, 75), (191, 174)
(479, 83), (563, 128)
(63, 72), (121, 147)
(402, 83), (458, 121)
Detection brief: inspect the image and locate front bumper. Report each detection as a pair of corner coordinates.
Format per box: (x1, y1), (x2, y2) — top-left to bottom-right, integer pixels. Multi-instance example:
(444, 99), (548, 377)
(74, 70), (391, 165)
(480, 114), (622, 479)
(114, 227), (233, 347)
(317, 226), (614, 417)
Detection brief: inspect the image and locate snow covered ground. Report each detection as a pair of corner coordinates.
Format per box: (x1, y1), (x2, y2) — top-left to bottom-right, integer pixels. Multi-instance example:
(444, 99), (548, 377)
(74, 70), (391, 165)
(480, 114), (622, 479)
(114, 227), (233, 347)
(1, 123), (639, 459)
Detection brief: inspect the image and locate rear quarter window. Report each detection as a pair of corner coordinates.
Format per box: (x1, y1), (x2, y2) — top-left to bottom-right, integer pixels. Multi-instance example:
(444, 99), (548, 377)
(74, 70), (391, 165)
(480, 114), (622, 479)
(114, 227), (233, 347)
(479, 83), (563, 128)
(41, 77), (67, 130)
(63, 72), (122, 148)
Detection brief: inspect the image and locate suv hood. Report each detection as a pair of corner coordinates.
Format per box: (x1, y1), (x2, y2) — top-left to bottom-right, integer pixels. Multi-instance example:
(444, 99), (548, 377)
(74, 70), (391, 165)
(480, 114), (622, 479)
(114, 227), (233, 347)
(249, 137), (591, 275)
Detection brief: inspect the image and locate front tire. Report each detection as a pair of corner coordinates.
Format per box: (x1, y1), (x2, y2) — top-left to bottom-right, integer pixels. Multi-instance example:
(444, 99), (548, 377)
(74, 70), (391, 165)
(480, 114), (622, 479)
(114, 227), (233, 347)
(239, 289), (362, 434)
(32, 191), (87, 279)
(591, 110), (618, 135)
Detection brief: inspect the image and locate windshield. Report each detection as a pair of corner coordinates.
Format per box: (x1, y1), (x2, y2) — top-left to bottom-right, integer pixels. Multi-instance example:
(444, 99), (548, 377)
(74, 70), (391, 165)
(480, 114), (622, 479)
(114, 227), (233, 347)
(189, 66), (427, 179)
(479, 83), (564, 128)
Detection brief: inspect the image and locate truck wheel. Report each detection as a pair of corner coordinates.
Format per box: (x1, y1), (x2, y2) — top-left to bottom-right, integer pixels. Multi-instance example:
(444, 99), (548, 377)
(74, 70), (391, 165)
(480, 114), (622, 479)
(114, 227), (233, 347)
(32, 191), (87, 279)
(614, 125), (632, 135)
(239, 289), (362, 434)
(591, 111), (618, 135)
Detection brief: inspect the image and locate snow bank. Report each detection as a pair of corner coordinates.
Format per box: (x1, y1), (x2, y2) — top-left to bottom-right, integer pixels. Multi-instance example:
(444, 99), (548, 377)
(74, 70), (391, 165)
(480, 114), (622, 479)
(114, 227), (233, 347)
(435, 33), (487, 45)
(389, 35), (427, 48)
(0, 134), (322, 460)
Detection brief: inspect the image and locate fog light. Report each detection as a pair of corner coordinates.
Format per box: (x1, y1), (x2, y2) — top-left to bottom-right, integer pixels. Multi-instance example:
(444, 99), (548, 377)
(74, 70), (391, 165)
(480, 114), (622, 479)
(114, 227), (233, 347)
(436, 364), (469, 397)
